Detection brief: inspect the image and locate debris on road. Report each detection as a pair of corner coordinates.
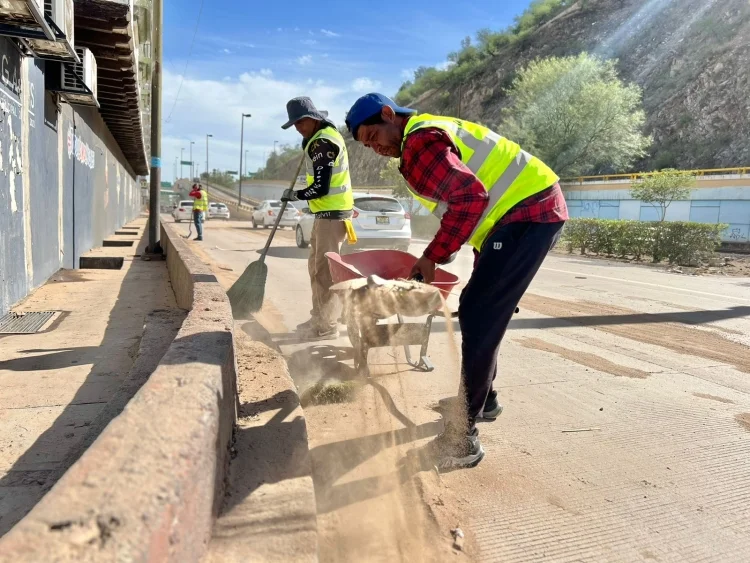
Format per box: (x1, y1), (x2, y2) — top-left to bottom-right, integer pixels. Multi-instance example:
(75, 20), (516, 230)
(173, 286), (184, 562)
(562, 428), (601, 433)
(451, 527), (465, 551)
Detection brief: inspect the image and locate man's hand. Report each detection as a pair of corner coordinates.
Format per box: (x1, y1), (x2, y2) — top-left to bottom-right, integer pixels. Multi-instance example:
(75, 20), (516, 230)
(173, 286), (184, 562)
(281, 188), (297, 202)
(410, 255), (436, 284)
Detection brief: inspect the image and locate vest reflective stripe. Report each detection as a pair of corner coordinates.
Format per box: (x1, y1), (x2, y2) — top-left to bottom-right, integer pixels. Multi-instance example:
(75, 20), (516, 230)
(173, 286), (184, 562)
(304, 127), (353, 214)
(401, 114), (558, 251)
(193, 190), (209, 211)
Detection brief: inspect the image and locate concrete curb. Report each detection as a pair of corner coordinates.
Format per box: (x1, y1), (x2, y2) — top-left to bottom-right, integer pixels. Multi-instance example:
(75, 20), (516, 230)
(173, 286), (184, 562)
(0, 223), (238, 562)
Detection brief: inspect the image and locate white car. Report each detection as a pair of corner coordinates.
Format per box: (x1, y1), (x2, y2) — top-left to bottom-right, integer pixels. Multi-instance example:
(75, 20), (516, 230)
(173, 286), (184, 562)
(295, 193), (411, 252)
(208, 202), (230, 220)
(252, 200), (299, 229)
(172, 200), (194, 222)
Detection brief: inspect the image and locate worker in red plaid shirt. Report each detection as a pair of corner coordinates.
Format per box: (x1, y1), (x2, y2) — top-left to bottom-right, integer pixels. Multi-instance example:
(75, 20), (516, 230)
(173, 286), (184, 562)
(346, 93), (568, 470)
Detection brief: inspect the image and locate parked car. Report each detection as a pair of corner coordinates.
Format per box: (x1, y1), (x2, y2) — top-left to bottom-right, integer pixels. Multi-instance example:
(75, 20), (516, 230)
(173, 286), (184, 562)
(295, 193), (411, 252)
(252, 200), (299, 229)
(172, 200), (194, 222)
(208, 202), (230, 220)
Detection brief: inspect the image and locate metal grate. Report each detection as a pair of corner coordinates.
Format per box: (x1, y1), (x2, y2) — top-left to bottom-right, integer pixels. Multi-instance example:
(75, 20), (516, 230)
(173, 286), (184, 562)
(0, 311), (58, 334)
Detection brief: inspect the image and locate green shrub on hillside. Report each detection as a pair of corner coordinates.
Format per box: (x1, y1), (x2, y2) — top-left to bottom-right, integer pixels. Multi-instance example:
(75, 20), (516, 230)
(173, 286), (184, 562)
(561, 219), (726, 265)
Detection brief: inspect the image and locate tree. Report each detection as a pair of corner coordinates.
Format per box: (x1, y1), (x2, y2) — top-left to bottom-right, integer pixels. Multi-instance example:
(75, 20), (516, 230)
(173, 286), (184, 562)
(630, 168), (695, 221)
(379, 159), (418, 215)
(502, 53), (652, 177)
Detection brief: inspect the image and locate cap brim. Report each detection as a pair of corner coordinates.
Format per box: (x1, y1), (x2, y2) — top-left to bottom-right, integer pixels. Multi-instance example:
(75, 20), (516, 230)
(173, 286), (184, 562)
(281, 110), (330, 130)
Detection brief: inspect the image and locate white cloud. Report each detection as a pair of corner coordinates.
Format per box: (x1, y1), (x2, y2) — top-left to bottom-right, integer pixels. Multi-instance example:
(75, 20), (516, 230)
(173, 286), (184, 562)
(222, 48), (231, 54)
(259, 68), (273, 77)
(162, 68), (351, 180)
(277, 27), (282, 32)
(351, 77), (382, 92)
(400, 68), (415, 80)
(320, 29), (340, 37)
(297, 55), (312, 65)
(436, 60), (455, 71)
(302, 39), (318, 46)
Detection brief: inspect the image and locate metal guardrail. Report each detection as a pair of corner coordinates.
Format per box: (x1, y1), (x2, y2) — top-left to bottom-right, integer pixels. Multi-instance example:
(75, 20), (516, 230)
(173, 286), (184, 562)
(562, 167), (750, 185)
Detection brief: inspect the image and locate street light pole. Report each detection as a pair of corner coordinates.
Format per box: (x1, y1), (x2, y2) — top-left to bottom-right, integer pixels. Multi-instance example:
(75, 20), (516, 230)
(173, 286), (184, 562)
(273, 140), (278, 154)
(180, 148), (184, 179)
(190, 141), (195, 180)
(244, 149), (248, 177)
(238, 113), (251, 206)
(205, 133), (213, 195)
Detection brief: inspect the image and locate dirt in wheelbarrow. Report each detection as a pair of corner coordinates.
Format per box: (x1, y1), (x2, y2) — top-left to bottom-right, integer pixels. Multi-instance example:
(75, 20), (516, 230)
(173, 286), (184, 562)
(302, 293), (475, 562)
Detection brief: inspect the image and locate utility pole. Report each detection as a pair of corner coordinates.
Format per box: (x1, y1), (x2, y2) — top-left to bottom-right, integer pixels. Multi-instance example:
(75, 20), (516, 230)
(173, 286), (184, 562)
(261, 151), (266, 179)
(190, 141), (195, 180)
(238, 113), (251, 206)
(273, 140), (278, 154)
(147, 0), (163, 254)
(205, 133), (213, 195)
(173, 157), (177, 181)
(180, 147), (184, 179)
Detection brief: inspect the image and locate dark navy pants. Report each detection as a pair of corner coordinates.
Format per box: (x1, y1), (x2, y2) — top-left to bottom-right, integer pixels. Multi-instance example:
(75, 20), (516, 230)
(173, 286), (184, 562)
(458, 221), (564, 431)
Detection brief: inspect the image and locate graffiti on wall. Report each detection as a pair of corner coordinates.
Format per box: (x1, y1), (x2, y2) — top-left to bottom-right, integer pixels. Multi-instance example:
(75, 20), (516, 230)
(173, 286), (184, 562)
(66, 124), (96, 169)
(1, 94), (23, 213)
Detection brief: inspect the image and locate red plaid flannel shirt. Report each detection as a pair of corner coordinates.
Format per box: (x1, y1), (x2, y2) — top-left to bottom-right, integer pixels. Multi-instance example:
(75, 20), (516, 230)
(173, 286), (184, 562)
(400, 128), (568, 263)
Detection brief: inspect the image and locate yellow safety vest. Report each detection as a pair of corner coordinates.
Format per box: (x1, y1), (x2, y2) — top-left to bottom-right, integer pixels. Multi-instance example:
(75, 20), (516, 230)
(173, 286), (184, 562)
(304, 126), (353, 214)
(401, 114), (559, 251)
(193, 189), (209, 211)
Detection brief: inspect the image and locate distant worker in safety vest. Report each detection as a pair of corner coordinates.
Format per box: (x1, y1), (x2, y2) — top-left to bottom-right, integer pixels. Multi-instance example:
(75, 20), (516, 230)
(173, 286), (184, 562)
(281, 97), (354, 340)
(346, 93), (568, 469)
(189, 183), (208, 241)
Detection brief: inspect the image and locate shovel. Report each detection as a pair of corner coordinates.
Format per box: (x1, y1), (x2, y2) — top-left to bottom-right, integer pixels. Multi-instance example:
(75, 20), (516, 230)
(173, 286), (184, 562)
(227, 155), (305, 318)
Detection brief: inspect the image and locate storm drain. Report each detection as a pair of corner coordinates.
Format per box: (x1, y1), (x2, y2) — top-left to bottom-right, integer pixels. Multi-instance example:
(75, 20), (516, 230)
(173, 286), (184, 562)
(0, 311), (58, 334)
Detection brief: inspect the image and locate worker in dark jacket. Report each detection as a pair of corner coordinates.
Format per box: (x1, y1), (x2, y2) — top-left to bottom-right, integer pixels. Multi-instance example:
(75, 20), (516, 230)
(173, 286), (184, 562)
(346, 93), (568, 469)
(281, 97), (354, 340)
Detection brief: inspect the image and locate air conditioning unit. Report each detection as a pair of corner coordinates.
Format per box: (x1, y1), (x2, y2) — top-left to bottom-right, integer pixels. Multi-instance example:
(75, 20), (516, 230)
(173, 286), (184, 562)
(0, 0), (55, 41)
(46, 47), (98, 107)
(22, 0), (77, 62)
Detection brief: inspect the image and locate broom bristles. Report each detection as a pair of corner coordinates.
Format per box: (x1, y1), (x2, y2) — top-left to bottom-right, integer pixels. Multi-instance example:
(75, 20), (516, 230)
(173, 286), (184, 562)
(227, 261), (267, 318)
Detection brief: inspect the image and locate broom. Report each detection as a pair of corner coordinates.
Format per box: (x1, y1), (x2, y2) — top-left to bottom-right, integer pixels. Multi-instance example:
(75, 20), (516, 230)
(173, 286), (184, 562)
(227, 155), (305, 318)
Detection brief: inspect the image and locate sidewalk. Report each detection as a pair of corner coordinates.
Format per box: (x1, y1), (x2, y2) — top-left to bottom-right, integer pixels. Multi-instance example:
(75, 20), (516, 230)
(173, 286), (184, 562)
(0, 218), (183, 536)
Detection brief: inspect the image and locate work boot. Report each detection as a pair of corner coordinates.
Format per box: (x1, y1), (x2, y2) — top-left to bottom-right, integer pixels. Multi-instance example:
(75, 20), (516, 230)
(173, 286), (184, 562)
(194, 236), (203, 241)
(411, 423), (484, 471)
(438, 392), (503, 420)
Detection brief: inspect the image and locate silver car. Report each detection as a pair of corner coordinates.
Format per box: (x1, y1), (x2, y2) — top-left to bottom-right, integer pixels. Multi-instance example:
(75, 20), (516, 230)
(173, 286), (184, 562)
(295, 193), (411, 252)
(252, 200), (299, 229)
(208, 202), (230, 220)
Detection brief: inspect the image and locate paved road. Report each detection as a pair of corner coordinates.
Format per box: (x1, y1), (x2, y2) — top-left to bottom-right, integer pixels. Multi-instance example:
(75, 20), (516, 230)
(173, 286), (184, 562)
(192, 219), (750, 562)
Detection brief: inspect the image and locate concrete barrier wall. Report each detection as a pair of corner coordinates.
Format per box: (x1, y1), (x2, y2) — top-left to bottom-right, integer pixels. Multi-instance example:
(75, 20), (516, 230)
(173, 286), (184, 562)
(0, 224), (237, 562)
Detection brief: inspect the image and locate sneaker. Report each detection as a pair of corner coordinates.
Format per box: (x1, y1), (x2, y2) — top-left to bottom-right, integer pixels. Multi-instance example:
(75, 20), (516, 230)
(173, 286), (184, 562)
(296, 318), (317, 332)
(194, 236), (203, 241)
(300, 327), (339, 341)
(416, 424), (485, 471)
(437, 394), (504, 420)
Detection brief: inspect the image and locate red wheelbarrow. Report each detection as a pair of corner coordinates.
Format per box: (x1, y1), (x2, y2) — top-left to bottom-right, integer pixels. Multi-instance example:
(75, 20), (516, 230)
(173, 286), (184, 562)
(326, 249), (460, 377)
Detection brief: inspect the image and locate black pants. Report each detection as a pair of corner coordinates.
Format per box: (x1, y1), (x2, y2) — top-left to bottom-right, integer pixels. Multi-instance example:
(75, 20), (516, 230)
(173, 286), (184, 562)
(459, 221), (564, 431)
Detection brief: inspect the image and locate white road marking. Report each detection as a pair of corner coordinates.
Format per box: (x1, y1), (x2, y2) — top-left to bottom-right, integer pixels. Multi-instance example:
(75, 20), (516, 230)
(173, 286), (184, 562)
(541, 267), (750, 304)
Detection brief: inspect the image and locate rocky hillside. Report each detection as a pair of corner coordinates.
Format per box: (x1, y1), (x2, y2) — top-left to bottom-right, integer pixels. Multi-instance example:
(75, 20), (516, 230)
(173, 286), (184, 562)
(267, 0), (750, 186)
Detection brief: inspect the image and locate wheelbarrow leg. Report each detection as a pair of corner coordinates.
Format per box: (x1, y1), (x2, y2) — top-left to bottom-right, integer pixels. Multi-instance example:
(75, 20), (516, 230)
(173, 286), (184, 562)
(399, 314), (435, 373)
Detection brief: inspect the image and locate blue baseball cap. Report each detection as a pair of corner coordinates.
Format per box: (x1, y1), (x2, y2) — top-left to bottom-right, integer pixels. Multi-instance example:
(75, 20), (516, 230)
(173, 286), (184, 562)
(345, 93), (416, 140)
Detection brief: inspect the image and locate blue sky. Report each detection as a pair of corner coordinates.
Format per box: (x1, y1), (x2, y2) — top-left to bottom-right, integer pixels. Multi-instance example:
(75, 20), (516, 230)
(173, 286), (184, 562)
(161, 0), (534, 181)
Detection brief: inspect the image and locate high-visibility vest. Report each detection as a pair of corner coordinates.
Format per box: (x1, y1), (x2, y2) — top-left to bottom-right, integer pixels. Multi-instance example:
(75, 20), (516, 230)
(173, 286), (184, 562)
(193, 189), (209, 211)
(402, 114), (559, 251)
(304, 126), (353, 214)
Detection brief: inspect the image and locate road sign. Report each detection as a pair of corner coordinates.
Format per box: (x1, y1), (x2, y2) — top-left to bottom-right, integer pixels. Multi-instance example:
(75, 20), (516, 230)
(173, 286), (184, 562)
(226, 170), (238, 175)
(160, 181), (172, 188)
(180, 160), (193, 166)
